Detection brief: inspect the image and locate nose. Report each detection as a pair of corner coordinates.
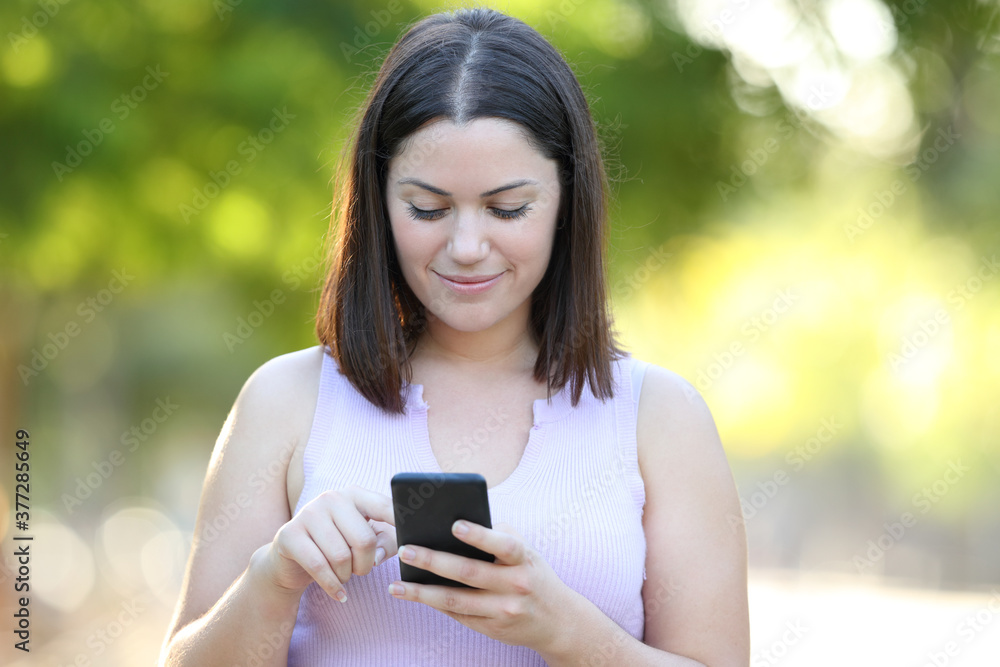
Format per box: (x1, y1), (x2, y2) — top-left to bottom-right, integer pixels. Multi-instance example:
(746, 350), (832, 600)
(446, 212), (490, 265)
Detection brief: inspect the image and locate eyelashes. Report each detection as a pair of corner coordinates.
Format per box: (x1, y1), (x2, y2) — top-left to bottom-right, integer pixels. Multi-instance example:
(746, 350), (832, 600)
(405, 204), (531, 221)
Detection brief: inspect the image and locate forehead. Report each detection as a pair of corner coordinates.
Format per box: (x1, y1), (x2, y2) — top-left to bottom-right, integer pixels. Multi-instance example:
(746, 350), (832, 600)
(388, 117), (556, 184)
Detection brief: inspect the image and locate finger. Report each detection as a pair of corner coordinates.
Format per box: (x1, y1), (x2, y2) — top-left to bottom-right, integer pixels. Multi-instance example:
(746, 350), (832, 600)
(302, 511), (356, 584)
(397, 542), (496, 590)
(452, 520), (525, 565)
(321, 491), (381, 576)
(344, 485), (396, 525)
(275, 525), (348, 602)
(496, 521), (524, 540)
(371, 520), (397, 567)
(388, 579), (494, 617)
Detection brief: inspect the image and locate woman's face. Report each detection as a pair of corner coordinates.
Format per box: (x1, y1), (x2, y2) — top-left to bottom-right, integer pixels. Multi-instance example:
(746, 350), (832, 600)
(385, 117), (561, 336)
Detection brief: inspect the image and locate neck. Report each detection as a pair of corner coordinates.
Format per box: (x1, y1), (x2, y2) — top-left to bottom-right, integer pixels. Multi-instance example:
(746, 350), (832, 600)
(413, 302), (538, 375)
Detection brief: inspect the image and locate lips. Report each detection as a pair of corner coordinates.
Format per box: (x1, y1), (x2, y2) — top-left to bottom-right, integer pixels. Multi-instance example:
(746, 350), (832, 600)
(436, 272), (504, 284)
(434, 271), (505, 295)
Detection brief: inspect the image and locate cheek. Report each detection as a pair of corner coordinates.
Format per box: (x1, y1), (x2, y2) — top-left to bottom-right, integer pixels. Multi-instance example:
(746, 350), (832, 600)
(390, 218), (434, 281)
(501, 223), (557, 273)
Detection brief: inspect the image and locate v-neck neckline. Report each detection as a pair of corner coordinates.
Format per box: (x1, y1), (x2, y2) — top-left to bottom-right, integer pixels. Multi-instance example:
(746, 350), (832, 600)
(403, 381), (573, 493)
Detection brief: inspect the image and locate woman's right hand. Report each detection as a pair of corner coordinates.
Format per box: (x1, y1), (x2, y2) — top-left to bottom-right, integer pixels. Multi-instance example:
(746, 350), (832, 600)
(254, 485), (398, 602)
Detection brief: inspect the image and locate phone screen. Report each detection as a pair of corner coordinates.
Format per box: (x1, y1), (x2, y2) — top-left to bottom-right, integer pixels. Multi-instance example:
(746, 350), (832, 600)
(391, 472), (494, 587)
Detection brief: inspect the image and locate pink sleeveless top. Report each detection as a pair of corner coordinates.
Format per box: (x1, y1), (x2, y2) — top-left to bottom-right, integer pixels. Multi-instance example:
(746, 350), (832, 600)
(287, 349), (650, 666)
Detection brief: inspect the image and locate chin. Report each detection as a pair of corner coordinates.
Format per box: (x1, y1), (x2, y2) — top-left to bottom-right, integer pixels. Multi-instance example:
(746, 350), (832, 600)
(425, 305), (506, 334)
(434, 314), (502, 334)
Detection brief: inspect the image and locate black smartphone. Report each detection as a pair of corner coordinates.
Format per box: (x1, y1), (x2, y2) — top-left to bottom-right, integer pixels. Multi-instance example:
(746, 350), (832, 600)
(390, 472), (494, 588)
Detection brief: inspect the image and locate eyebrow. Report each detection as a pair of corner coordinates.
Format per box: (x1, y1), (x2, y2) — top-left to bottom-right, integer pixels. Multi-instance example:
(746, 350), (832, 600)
(396, 178), (539, 198)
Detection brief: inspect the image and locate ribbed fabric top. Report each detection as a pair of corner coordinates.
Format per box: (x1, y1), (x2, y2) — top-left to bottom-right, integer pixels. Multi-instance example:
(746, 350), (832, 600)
(287, 350), (650, 666)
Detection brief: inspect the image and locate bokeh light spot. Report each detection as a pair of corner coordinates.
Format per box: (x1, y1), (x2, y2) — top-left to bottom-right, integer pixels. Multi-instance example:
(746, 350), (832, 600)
(2, 35), (53, 87)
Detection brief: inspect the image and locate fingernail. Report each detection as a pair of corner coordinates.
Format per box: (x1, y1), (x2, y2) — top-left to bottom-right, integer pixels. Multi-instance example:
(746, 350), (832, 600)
(335, 590), (347, 603)
(398, 545), (413, 562)
(388, 582), (404, 596)
(453, 520), (468, 536)
(374, 547), (386, 567)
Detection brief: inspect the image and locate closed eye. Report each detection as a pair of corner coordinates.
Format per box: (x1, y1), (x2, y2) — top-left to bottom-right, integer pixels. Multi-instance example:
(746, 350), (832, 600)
(405, 204), (446, 221)
(405, 204), (531, 221)
(493, 205), (531, 220)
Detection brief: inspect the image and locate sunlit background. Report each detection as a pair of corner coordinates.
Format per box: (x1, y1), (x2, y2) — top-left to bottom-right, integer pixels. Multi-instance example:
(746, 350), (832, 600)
(1, 0), (999, 664)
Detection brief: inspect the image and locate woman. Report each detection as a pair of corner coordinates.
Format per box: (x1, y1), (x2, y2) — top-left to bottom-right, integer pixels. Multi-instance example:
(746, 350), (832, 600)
(160, 7), (748, 666)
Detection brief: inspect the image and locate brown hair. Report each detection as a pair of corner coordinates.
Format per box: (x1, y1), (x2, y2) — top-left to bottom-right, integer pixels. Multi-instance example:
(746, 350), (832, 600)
(316, 6), (624, 413)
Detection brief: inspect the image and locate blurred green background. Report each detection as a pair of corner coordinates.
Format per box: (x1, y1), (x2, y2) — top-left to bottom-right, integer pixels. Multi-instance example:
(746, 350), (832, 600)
(2, 0), (999, 664)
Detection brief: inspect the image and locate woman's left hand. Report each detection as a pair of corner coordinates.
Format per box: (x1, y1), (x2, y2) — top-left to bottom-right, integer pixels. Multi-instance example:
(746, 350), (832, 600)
(388, 520), (579, 656)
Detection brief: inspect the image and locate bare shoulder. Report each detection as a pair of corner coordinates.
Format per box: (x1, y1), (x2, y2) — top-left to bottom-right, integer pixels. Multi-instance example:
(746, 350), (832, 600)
(634, 363), (750, 665)
(209, 345), (324, 482)
(223, 344), (326, 522)
(165, 345), (325, 641)
(635, 364), (728, 475)
(238, 344), (325, 415)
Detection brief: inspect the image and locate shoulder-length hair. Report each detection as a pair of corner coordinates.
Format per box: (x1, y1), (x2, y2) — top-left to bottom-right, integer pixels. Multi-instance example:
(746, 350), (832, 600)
(316, 6), (624, 413)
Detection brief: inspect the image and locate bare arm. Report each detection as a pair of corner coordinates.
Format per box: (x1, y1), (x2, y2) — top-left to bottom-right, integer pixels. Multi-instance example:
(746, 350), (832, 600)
(160, 346), (400, 666)
(543, 365), (750, 665)
(162, 547), (304, 667)
(528, 365), (749, 666)
(158, 347), (321, 666)
(636, 365), (750, 665)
